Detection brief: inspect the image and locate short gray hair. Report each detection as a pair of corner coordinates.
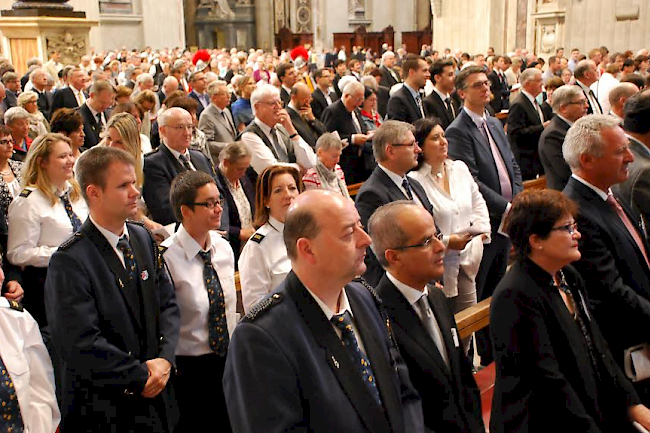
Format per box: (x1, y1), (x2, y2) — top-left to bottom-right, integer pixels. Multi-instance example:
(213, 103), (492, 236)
(17, 90), (38, 107)
(250, 84), (279, 115)
(381, 50), (395, 62)
(4, 106), (30, 125)
(368, 200), (417, 267)
(551, 85), (583, 112)
(361, 75), (378, 90)
(372, 120), (414, 162)
(207, 80), (228, 97)
(563, 114), (622, 170)
(136, 73), (154, 86)
(29, 68), (45, 83)
(519, 67), (541, 86)
(315, 133), (343, 152)
(341, 79), (363, 96)
(158, 106), (189, 127)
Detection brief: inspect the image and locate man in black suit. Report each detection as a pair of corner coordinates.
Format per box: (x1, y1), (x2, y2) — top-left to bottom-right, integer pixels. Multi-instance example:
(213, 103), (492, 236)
(143, 107), (218, 226)
(332, 59), (347, 99)
(370, 201), (485, 433)
(487, 55), (510, 113)
(311, 68), (339, 120)
(386, 55), (429, 124)
(45, 146), (180, 432)
(379, 51), (401, 89)
(224, 190), (424, 433)
(423, 59), (459, 130)
(51, 68), (87, 116)
(574, 60), (603, 115)
(322, 81), (373, 184)
(188, 71), (209, 118)
(277, 62), (297, 107)
(446, 66), (523, 366)
(30, 68), (53, 121)
(287, 83), (327, 148)
(355, 120), (433, 287)
(538, 85), (587, 190)
(507, 67), (548, 180)
(79, 80), (115, 149)
(562, 114), (650, 402)
(1, 71), (20, 111)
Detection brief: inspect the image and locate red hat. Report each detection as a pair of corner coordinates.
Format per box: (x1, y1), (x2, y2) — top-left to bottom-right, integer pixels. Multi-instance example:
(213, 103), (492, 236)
(192, 49), (211, 72)
(290, 46), (309, 62)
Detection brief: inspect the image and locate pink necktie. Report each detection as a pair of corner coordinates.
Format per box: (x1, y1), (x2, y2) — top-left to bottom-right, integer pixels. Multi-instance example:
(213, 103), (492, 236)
(480, 121), (512, 201)
(607, 194), (650, 267)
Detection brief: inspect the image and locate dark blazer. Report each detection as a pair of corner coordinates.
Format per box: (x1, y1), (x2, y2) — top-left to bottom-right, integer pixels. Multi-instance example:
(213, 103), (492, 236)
(310, 87), (339, 121)
(563, 177), (650, 367)
(188, 90), (208, 118)
(35, 89), (53, 121)
(280, 87), (291, 107)
(423, 90), (459, 130)
(322, 99), (371, 184)
(287, 106), (327, 148)
(333, 73), (344, 99)
(577, 80), (603, 115)
(355, 167), (433, 286)
(487, 70), (510, 113)
(51, 86), (81, 116)
(376, 276), (484, 433)
(142, 145), (216, 225)
(386, 85), (424, 124)
(79, 103), (110, 149)
(215, 168), (255, 264)
(157, 90), (168, 105)
(376, 85), (390, 119)
(491, 260), (639, 433)
(2, 89), (18, 111)
(538, 115), (571, 191)
(379, 65), (400, 88)
(44, 220), (180, 433)
(541, 100), (554, 121)
(446, 109), (523, 234)
(223, 271), (424, 433)
(507, 92), (545, 180)
(613, 136), (650, 230)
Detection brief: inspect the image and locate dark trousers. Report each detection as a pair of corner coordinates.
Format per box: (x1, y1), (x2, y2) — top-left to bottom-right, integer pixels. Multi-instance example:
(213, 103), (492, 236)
(174, 353), (231, 433)
(474, 234), (510, 366)
(23, 265), (48, 328)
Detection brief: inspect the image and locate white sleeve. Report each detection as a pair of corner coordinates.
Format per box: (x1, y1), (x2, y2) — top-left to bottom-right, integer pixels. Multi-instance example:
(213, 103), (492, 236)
(292, 136), (317, 170)
(241, 132), (281, 174)
(7, 197), (57, 268)
(238, 241), (272, 314)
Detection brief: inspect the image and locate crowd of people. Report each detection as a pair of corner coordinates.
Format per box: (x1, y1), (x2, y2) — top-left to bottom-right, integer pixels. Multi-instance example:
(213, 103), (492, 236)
(1, 40), (650, 433)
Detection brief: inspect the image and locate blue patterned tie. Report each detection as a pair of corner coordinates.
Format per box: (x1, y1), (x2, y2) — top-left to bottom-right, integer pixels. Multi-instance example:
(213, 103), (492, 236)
(198, 250), (229, 356)
(331, 311), (382, 405)
(0, 354), (24, 432)
(61, 193), (82, 232)
(117, 235), (137, 283)
(401, 178), (414, 201)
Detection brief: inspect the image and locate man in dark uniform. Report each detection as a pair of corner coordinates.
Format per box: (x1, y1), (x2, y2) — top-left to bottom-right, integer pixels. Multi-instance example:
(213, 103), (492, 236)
(44, 146), (180, 433)
(224, 190), (424, 433)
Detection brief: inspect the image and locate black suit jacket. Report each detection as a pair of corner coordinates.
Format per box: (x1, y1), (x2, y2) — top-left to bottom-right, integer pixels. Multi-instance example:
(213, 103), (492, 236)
(507, 92), (545, 179)
(51, 86), (81, 116)
(79, 103), (110, 149)
(333, 73), (344, 99)
(563, 177), (650, 367)
(142, 145), (216, 225)
(538, 115), (571, 190)
(44, 220), (180, 432)
(223, 271), (424, 433)
(376, 85), (390, 119)
(215, 169), (255, 264)
(487, 71), (510, 113)
(577, 80), (603, 115)
(280, 87), (291, 107)
(2, 89), (17, 111)
(490, 260), (639, 433)
(379, 65), (400, 88)
(423, 90), (459, 130)
(310, 87), (339, 120)
(188, 91), (208, 119)
(287, 106), (327, 148)
(355, 167), (433, 286)
(446, 109), (523, 233)
(377, 276), (484, 433)
(322, 99), (371, 184)
(386, 85), (424, 124)
(35, 89), (53, 121)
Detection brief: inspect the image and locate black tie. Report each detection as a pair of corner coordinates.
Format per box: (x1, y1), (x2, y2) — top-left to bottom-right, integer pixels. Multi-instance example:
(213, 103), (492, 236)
(198, 250), (229, 357)
(178, 154), (193, 171)
(402, 178), (414, 200)
(0, 354), (24, 432)
(222, 111), (236, 136)
(444, 97), (455, 118)
(60, 193), (82, 232)
(96, 112), (102, 126)
(117, 235), (137, 283)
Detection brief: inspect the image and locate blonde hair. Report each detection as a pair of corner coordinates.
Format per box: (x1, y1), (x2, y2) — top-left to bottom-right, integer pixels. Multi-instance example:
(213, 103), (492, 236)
(22, 133), (81, 206)
(104, 113), (143, 187)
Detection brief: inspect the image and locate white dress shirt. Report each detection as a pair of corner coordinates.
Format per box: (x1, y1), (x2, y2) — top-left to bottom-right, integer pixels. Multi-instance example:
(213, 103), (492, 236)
(7, 183), (89, 268)
(591, 72), (618, 114)
(238, 216), (292, 313)
(521, 89), (544, 122)
(241, 118), (317, 175)
(162, 225), (238, 356)
(164, 144), (196, 170)
(409, 160), (491, 297)
(71, 86), (85, 106)
(89, 215), (129, 267)
(378, 164), (423, 207)
(0, 298), (60, 433)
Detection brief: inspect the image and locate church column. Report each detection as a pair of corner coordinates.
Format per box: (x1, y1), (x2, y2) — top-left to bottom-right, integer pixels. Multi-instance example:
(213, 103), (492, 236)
(255, 0), (274, 50)
(416, 0), (431, 30)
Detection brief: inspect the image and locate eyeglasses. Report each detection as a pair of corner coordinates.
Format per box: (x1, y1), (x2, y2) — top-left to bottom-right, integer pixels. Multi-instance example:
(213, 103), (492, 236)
(391, 140), (418, 148)
(550, 221), (578, 235)
(192, 197), (224, 209)
(0, 138), (14, 146)
(468, 80), (491, 90)
(259, 100), (283, 107)
(566, 99), (588, 106)
(166, 124), (195, 132)
(391, 232), (444, 251)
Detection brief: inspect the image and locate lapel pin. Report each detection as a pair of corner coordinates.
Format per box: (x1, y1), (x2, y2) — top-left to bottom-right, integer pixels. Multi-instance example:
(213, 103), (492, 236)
(331, 356), (339, 368)
(118, 279), (124, 289)
(451, 328), (460, 348)
(141, 270), (149, 281)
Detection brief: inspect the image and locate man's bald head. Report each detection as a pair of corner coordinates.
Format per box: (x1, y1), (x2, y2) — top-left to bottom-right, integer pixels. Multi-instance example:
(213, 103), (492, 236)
(609, 82), (639, 118)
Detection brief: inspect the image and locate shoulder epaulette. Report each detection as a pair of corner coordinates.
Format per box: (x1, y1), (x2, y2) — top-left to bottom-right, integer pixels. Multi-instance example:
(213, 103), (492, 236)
(242, 292), (283, 323)
(19, 188), (32, 198)
(250, 233), (265, 244)
(59, 232), (83, 250)
(158, 245), (168, 255)
(3, 300), (24, 312)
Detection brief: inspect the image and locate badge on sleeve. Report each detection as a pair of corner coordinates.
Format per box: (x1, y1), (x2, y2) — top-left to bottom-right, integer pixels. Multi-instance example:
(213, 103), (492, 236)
(141, 270), (149, 281)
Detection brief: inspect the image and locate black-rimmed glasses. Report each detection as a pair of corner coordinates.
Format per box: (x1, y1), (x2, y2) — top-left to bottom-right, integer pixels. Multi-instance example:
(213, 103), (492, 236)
(192, 198), (224, 209)
(391, 232), (444, 251)
(550, 221), (578, 235)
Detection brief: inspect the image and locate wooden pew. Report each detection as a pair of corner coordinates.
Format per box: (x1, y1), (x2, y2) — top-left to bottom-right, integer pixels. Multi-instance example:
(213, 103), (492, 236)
(523, 176), (546, 191)
(454, 297), (491, 340)
(347, 182), (363, 198)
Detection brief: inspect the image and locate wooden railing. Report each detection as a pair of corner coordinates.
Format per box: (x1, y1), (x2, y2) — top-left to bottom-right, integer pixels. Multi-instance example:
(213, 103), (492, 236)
(454, 297), (491, 339)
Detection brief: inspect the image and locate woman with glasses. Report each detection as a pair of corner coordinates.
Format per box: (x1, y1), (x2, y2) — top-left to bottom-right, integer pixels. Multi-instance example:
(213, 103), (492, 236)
(408, 118), (490, 343)
(490, 189), (650, 432)
(238, 164), (302, 313)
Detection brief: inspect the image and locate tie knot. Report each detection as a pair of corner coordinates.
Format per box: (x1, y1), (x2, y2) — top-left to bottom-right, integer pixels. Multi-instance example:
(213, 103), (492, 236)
(402, 177), (412, 190)
(117, 235), (130, 252)
(607, 194), (620, 207)
(331, 311), (354, 332)
(198, 249), (212, 264)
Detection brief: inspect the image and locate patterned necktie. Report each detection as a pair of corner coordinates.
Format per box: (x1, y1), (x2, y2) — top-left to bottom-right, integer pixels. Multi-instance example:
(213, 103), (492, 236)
(198, 250), (229, 356)
(60, 193), (82, 232)
(0, 354), (25, 433)
(415, 93), (425, 118)
(401, 177), (414, 201)
(607, 194), (650, 267)
(415, 295), (449, 367)
(269, 127), (289, 162)
(117, 235), (137, 283)
(178, 153), (193, 171)
(331, 311), (382, 405)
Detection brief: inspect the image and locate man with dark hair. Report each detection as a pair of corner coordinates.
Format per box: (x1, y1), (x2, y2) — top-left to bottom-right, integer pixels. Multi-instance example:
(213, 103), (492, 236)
(224, 190), (424, 433)
(488, 55), (511, 113)
(423, 60), (459, 130)
(542, 55), (561, 81)
(311, 68), (339, 120)
(45, 146), (180, 433)
(332, 59), (347, 98)
(1, 71), (20, 111)
(161, 170), (236, 431)
(348, 58), (362, 81)
(188, 71), (209, 118)
(277, 62), (297, 107)
(80, 80), (115, 148)
(386, 55), (430, 124)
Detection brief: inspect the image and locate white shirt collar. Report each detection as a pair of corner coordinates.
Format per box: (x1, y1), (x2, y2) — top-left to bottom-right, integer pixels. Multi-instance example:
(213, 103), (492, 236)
(53, 180), (73, 196)
(386, 271), (428, 306)
(556, 114), (574, 126)
(89, 214), (129, 248)
(267, 215), (284, 232)
(282, 85), (292, 95)
(378, 163), (407, 187)
(521, 89), (538, 106)
(571, 174), (610, 201)
(463, 106), (487, 128)
(287, 101), (299, 112)
(432, 86), (450, 101)
(304, 286), (353, 320)
(164, 143), (190, 160)
(254, 117), (275, 135)
(176, 224), (212, 261)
